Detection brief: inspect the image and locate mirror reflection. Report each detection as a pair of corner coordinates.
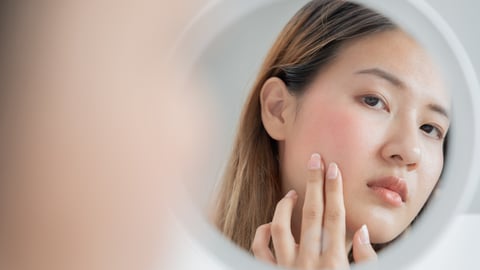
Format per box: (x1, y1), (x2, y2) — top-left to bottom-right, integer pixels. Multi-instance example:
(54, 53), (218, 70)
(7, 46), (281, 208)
(206, 0), (450, 269)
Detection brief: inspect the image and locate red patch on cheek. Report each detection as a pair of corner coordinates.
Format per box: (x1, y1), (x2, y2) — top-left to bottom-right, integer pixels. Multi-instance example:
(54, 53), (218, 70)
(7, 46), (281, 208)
(321, 109), (366, 155)
(289, 100), (376, 184)
(297, 104), (378, 189)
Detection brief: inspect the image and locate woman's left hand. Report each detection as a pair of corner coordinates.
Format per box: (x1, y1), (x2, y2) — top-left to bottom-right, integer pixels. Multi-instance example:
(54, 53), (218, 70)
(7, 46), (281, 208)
(251, 153), (377, 269)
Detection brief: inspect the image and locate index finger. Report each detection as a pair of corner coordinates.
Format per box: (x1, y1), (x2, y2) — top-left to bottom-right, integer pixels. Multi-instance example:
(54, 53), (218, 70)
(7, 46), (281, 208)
(298, 153), (325, 260)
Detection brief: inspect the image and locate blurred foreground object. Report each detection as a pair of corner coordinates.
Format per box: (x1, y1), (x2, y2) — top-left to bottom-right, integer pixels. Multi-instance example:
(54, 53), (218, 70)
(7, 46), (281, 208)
(0, 1), (210, 269)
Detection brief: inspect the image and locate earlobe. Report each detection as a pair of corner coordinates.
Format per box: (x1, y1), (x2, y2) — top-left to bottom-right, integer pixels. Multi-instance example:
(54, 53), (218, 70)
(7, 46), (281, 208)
(260, 77), (294, 141)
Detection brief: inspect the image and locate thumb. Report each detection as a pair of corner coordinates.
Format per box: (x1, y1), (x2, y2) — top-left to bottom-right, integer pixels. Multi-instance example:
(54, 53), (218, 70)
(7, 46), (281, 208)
(352, 224), (377, 263)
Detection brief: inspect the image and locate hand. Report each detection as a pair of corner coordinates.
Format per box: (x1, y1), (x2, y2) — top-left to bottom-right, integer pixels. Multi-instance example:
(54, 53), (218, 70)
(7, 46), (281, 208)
(251, 153), (377, 269)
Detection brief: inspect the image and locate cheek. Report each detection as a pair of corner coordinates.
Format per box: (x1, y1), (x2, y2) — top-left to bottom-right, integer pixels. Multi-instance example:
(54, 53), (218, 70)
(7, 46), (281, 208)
(415, 148), (444, 203)
(283, 102), (379, 191)
(302, 104), (377, 167)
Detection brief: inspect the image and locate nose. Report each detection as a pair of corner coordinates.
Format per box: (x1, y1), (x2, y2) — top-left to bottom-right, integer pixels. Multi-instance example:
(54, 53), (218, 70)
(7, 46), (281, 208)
(381, 124), (422, 170)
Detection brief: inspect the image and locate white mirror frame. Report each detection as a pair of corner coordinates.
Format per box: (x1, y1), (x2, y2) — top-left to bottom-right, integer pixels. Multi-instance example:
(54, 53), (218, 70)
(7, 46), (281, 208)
(171, 1), (480, 269)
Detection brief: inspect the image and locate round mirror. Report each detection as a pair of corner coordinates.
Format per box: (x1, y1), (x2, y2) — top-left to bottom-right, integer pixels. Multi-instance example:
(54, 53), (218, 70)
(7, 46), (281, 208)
(172, 1), (480, 269)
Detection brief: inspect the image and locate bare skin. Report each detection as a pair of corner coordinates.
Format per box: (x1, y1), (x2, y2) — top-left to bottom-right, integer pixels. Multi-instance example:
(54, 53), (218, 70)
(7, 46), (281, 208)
(252, 154), (377, 269)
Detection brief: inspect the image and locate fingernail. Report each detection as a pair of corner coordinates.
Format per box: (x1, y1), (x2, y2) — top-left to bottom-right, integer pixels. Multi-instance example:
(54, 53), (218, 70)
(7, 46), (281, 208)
(359, 224), (370, 245)
(308, 153), (321, 170)
(285, 190), (297, 198)
(326, 162), (338, 180)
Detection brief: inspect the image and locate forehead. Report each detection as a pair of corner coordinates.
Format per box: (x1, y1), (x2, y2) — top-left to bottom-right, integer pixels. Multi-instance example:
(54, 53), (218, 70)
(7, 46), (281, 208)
(325, 29), (450, 108)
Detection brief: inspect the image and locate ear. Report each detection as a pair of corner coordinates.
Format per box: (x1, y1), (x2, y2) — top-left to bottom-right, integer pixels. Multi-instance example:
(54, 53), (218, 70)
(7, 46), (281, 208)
(260, 77), (295, 141)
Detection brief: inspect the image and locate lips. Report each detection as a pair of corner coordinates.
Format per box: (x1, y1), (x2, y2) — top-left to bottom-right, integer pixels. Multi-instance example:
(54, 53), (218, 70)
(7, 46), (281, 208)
(367, 176), (408, 207)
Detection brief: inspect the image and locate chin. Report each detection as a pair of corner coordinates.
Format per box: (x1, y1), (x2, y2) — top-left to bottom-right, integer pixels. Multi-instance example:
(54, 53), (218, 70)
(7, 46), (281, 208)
(347, 213), (407, 244)
(369, 230), (399, 244)
(366, 221), (406, 244)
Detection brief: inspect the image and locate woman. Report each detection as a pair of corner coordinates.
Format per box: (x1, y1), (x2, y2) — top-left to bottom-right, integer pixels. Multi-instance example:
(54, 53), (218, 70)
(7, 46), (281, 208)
(213, 0), (450, 269)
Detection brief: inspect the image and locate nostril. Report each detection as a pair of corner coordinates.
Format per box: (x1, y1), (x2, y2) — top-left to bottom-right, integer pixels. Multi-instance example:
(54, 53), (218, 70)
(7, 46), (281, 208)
(390, 154), (403, 161)
(407, 162), (418, 171)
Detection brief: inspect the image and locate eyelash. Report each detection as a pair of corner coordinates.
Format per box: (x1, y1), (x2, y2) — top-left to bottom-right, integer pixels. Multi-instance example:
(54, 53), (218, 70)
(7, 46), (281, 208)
(361, 94), (389, 112)
(360, 94), (445, 140)
(420, 124), (445, 140)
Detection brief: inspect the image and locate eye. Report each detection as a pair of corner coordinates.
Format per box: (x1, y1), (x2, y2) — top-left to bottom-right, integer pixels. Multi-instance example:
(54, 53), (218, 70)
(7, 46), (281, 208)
(361, 95), (388, 111)
(420, 124), (444, 140)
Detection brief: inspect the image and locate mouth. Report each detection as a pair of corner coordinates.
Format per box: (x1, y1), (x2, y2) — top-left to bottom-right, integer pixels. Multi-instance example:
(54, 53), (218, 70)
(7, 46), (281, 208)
(367, 176), (408, 207)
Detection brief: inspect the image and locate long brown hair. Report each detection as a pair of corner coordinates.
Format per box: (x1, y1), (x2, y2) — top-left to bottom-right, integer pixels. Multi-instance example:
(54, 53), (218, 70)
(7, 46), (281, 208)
(213, 0), (397, 252)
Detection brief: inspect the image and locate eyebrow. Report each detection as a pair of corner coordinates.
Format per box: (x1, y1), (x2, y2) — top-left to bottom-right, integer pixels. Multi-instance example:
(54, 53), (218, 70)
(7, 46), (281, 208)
(428, 103), (450, 120)
(356, 68), (405, 88)
(355, 68), (450, 120)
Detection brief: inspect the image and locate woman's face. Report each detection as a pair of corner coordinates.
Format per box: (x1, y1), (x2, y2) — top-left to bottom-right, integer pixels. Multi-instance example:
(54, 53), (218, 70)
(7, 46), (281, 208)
(278, 29), (450, 243)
